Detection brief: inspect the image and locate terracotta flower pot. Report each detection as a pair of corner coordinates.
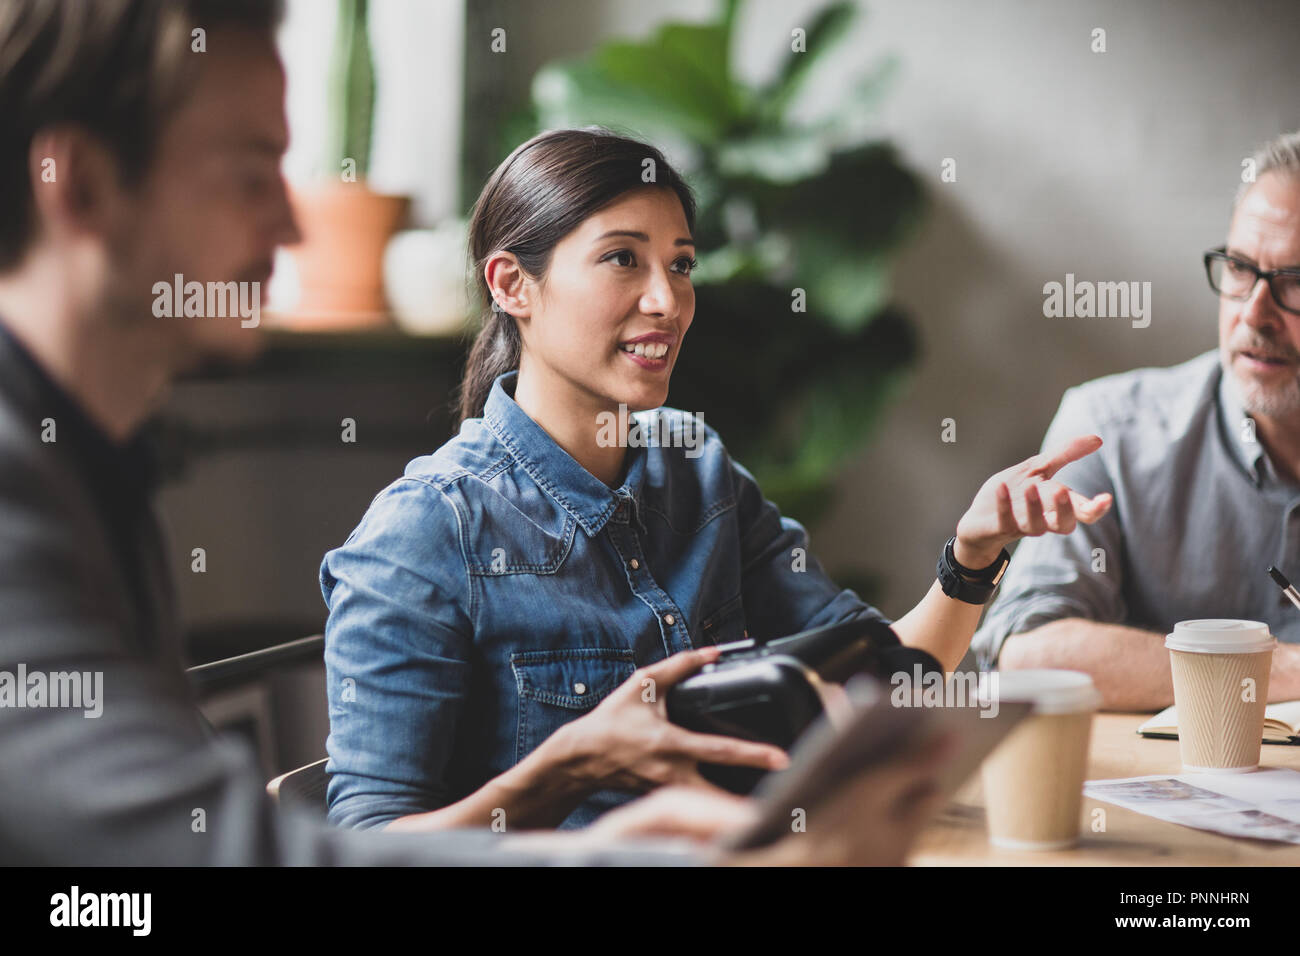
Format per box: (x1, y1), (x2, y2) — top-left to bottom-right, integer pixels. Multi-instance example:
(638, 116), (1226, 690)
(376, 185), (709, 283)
(282, 182), (410, 329)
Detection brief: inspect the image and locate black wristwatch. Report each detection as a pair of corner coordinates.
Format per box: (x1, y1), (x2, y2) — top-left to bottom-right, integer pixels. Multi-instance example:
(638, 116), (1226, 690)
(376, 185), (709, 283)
(936, 536), (1010, 605)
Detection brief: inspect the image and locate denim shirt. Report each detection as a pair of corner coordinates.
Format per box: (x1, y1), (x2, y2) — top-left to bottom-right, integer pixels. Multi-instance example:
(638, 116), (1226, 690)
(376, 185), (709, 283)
(321, 370), (887, 829)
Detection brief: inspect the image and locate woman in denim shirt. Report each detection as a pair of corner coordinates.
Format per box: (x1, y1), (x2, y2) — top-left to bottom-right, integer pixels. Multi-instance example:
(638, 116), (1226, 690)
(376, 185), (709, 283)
(321, 127), (1112, 832)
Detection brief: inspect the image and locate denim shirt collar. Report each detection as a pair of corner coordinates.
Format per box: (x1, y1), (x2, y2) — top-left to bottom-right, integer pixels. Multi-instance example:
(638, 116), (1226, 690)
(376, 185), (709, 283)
(482, 370), (647, 537)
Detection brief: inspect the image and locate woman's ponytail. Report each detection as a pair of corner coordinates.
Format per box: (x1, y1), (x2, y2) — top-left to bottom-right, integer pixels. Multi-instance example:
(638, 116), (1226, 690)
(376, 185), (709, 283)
(456, 305), (521, 424)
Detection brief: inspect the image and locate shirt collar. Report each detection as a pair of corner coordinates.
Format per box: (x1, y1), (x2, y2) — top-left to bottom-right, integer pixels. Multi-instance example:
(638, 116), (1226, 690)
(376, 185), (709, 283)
(0, 319), (160, 502)
(1217, 359), (1272, 488)
(482, 370), (647, 537)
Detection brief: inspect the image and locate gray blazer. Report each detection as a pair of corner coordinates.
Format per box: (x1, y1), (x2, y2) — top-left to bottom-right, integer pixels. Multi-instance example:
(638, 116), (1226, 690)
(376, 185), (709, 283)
(0, 324), (693, 866)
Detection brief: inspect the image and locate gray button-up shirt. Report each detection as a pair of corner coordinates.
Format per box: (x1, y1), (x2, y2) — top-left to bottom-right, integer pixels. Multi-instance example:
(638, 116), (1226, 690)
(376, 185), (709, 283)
(972, 349), (1300, 668)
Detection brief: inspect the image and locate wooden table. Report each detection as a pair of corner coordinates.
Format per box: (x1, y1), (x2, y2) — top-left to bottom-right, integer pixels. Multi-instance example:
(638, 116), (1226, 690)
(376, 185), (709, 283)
(913, 712), (1300, 865)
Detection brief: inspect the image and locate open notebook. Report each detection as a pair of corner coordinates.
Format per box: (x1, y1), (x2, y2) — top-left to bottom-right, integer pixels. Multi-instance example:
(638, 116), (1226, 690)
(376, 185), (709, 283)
(1138, 700), (1300, 745)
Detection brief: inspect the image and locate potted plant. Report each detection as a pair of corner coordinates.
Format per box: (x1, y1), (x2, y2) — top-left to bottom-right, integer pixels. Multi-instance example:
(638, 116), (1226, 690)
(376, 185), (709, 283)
(285, 0), (409, 328)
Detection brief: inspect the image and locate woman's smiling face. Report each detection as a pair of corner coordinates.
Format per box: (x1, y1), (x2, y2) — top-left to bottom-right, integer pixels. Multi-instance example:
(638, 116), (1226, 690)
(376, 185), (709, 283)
(517, 186), (696, 414)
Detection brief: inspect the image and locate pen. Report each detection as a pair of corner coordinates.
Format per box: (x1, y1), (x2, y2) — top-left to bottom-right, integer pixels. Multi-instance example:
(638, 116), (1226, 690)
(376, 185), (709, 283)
(1267, 566), (1300, 611)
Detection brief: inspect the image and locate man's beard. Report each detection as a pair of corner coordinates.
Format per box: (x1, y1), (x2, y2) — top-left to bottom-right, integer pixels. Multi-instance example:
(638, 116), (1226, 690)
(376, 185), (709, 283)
(1221, 343), (1300, 417)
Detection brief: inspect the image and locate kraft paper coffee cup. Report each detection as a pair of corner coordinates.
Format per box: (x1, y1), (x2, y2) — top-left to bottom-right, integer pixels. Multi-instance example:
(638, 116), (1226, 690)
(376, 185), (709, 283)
(1166, 620), (1276, 773)
(979, 670), (1101, 850)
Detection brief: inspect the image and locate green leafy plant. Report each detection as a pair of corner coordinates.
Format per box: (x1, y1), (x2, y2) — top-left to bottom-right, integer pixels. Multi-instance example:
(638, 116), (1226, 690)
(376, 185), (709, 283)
(519, 0), (924, 546)
(329, 0), (374, 178)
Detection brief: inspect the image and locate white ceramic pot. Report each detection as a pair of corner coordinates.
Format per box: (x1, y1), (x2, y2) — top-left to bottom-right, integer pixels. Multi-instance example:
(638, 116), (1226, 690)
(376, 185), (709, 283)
(383, 222), (473, 336)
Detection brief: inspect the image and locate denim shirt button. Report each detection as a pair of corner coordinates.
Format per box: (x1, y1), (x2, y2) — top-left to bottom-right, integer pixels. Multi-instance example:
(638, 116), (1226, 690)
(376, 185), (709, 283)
(573, 682), (587, 695)
(664, 613), (675, 626)
(629, 558), (639, 570)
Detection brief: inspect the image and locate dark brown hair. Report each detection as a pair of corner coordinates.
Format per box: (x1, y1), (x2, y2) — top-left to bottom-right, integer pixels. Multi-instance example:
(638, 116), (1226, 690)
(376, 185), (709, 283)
(0, 0), (284, 273)
(457, 126), (697, 425)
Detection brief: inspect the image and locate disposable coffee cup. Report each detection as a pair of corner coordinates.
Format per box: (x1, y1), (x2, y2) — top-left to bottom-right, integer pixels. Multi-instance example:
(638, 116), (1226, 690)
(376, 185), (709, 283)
(1166, 620), (1275, 773)
(979, 669), (1101, 850)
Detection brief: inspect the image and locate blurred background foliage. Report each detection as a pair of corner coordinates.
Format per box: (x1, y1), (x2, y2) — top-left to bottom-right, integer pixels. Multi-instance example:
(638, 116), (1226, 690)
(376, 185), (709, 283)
(483, 0), (926, 595)
(328, 0), (374, 177)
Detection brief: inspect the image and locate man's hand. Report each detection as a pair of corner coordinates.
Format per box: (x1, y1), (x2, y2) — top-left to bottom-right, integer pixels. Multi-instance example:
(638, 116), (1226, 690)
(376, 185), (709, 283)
(728, 730), (957, 866)
(534, 729), (956, 866)
(1266, 641), (1300, 702)
(584, 785), (760, 844)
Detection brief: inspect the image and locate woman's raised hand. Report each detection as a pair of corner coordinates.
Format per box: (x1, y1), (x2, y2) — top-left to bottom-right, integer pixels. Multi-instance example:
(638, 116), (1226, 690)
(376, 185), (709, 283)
(952, 434), (1113, 568)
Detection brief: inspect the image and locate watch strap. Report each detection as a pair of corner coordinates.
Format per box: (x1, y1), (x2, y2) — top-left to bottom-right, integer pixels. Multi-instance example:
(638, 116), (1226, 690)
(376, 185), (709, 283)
(937, 536), (1009, 605)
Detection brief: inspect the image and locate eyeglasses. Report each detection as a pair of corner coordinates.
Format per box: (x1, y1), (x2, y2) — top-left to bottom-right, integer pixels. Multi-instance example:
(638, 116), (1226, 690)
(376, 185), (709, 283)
(1203, 247), (1300, 315)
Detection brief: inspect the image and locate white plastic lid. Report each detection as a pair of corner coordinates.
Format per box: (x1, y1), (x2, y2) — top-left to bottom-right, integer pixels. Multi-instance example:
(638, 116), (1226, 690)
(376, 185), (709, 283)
(1165, 619), (1276, 654)
(982, 669), (1102, 715)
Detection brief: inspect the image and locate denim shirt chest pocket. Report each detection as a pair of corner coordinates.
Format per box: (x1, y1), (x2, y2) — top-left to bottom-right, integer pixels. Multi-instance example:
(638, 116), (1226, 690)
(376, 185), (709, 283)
(699, 592), (747, 646)
(509, 647), (636, 762)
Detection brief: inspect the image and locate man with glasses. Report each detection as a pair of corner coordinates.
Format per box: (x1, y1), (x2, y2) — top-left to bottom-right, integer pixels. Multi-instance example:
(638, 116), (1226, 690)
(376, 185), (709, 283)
(972, 130), (1300, 711)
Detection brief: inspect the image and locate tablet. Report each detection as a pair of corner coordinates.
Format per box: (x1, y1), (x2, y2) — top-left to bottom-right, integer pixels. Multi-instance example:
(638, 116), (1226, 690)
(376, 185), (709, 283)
(724, 675), (1031, 851)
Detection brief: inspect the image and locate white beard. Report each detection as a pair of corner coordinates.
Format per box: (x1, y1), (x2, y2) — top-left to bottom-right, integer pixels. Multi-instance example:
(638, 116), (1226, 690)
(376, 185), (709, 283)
(1221, 347), (1300, 417)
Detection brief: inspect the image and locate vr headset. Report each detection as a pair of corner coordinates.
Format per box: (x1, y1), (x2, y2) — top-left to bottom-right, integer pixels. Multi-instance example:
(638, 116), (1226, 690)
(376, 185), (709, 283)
(666, 616), (943, 793)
